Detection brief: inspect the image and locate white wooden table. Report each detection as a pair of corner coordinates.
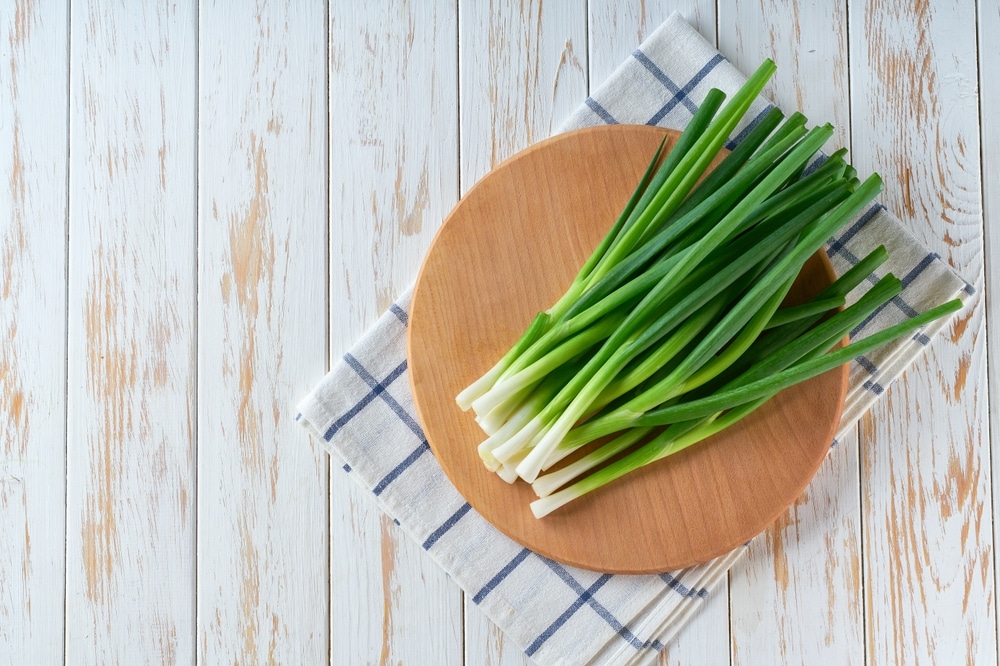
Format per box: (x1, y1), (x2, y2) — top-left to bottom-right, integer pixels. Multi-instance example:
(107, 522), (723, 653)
(2, 1), (994, 663)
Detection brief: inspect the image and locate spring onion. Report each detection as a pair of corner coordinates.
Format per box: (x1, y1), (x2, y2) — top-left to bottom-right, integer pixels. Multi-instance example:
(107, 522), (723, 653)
(456, 59), (962, 517)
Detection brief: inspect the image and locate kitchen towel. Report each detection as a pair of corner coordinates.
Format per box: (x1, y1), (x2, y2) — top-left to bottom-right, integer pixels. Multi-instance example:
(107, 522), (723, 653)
(297, 12), (972, 666)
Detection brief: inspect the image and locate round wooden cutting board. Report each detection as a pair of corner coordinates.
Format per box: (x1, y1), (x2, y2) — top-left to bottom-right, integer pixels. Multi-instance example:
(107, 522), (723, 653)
(407, 125), (848, 574)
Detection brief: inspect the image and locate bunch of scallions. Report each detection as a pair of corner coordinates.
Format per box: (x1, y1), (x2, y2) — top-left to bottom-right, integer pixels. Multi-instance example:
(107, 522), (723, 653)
(455, 59), (962, 519)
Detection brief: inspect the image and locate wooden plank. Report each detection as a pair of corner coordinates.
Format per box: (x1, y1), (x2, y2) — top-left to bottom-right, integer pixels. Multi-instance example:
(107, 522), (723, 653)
(589, 0), (718, 89)
(458, 1), (587, 662)
(718, 3), (863, 664)
(329, 2), (460, 347)
(718, 1), (850, 149)
(656, 586), (730, 666)
(584, 4), (732, 664)
(64, 1), (197, 661)
(730, 432), (863, 665)
(327, 3), (464, 663)
(0, 1), (68, 662)
(848, 0), (994, 662)
(196, 1), (330, 663)
(459, 0), (588, 186)
(981, 0), (1000, 654)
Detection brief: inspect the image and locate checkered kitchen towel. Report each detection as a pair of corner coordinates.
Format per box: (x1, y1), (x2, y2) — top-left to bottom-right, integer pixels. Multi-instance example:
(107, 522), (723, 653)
(297, 13), (973, 666)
